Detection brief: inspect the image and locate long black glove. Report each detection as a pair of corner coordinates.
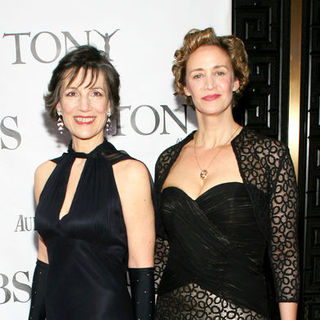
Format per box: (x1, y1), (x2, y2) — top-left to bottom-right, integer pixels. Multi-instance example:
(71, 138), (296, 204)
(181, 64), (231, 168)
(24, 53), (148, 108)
(28, 259), (48, 320)
(128, 267), (155, 320)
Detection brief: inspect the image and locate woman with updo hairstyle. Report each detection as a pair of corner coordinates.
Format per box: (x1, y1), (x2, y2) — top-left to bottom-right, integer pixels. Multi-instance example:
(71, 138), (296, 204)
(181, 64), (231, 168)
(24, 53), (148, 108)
(154, 27), (299, 319)
(28, 45), (155, 320)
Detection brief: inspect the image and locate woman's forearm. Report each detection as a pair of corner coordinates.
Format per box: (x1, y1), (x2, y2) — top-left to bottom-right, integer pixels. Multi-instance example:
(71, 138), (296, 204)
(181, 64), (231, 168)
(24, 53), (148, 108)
(279, 302), (298, 320)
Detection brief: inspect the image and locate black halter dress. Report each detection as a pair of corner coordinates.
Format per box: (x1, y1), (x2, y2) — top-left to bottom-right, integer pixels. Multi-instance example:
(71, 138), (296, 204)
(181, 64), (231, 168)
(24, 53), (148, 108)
(35, 140), (134, 320)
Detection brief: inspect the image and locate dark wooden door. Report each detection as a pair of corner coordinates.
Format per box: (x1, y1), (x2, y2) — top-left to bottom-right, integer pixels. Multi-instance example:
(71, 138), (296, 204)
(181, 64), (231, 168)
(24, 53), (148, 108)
(232, 0), (320, 319)
(299, 0), (320, 319)
(232, 0), (290, 140)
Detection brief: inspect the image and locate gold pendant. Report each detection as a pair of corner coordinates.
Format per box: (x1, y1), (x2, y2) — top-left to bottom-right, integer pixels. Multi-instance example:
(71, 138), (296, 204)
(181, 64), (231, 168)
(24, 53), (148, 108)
(200, 169), (208, 180)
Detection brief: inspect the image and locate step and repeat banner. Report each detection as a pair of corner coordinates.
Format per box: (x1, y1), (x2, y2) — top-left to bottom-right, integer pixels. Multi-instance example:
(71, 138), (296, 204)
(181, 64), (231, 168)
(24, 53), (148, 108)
(0, 0), (231, 318)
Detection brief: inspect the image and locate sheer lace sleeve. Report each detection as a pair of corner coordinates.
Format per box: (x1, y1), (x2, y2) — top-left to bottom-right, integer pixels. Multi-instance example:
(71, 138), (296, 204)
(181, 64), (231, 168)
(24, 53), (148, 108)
(154, 236), (170, 292)
(153, 149), (172, 292)
(269, 144), (300, 302)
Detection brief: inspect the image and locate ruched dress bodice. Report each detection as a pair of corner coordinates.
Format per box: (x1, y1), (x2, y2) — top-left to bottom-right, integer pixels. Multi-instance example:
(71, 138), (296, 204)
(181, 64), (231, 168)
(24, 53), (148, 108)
(35, 140), (134, 320)
(156, 182), (268, 319)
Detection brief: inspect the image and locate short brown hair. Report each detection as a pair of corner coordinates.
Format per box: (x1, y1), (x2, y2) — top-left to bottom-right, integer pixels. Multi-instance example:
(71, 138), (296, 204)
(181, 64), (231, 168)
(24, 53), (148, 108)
(172, 27), (249, 107)
(44, 45), (120, 120)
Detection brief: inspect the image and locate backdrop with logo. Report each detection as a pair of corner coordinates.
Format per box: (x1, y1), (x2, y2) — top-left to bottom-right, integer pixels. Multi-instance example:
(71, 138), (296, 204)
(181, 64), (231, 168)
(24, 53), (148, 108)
(0, 1), (231, 318)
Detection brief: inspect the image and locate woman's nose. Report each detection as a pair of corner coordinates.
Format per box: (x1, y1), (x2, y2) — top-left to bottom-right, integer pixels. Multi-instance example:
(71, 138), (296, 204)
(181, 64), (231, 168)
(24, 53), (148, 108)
(205, 76), (215, 90)
(78, 95), (91, 111)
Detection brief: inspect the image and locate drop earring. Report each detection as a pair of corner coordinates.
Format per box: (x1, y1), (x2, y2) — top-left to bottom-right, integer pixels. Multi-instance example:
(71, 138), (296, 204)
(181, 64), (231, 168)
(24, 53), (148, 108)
(106, 112), (112, 134)
(57, 111), (64, 134)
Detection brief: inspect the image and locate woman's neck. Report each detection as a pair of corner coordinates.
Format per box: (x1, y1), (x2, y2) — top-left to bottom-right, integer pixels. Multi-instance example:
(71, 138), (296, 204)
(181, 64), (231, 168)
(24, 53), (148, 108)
(71, 134), (105, 153)
(195, 112), (240, 149)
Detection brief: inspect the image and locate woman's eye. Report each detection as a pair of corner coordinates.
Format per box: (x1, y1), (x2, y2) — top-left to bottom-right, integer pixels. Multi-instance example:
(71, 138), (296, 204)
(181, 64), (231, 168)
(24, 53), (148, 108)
(92, 90), (103, 97)
(192, 73), (202, 79)
(66, 91), (76, 97)
(216, 71), (225, 76)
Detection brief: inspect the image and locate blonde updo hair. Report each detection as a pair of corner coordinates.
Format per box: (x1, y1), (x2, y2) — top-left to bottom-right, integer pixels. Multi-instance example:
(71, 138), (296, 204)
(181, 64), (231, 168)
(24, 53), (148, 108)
(172, 27), (250, 107)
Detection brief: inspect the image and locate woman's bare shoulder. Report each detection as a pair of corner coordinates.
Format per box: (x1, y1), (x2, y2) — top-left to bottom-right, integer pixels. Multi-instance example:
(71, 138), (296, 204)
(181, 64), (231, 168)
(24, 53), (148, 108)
(114, 158), (149, 178)
(34, 160), (57, 203)
(35, 160), (57, 180)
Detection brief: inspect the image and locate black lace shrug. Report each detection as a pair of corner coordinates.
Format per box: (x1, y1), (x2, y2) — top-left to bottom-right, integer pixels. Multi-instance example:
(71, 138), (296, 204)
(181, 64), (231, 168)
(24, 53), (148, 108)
(154, 127), (300, 303)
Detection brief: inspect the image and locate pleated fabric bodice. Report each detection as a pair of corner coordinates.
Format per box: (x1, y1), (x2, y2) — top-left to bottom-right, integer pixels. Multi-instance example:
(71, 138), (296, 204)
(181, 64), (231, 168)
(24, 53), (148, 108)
(35, 140), (134, 320)
(156, 182), (268, 319)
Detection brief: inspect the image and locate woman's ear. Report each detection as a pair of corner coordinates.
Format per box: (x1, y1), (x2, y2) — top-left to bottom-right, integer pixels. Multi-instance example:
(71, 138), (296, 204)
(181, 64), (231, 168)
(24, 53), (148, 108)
(56, 103), (62, 115)
(233, 77), (240, 92)
(107, 100), (111, 114)
(184, 86), (191, 97)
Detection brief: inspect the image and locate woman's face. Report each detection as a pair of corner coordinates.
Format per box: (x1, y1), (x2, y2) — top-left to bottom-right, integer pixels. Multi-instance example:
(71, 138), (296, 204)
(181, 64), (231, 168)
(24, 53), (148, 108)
(57, 68), (110, 142)
(184, 45), (239, 117)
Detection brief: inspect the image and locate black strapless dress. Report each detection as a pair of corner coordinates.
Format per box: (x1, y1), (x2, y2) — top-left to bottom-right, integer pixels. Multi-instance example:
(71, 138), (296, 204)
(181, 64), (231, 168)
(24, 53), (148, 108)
(35, 140), (134, 320)
(155, 182), (269, 320)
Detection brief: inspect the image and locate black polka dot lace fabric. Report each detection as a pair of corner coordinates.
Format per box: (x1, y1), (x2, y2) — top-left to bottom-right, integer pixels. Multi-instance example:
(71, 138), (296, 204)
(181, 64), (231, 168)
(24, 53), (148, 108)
(154, 128), (300, 319)
(156, 283), (266, 320)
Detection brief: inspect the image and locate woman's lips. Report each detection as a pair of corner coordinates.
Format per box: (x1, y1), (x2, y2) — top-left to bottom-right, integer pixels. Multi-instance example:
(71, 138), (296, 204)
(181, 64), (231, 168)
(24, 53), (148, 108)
(202, 94), (220, 101)
(74, 116), (95, 125)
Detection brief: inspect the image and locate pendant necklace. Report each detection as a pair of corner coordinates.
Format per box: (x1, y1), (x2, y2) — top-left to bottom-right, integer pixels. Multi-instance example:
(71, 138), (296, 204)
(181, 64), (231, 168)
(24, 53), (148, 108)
(194, 125), (240, 180)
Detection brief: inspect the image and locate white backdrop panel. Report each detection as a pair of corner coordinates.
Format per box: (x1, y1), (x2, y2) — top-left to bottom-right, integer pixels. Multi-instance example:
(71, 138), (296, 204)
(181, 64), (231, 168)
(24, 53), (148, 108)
(0, 1), (231, 318)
